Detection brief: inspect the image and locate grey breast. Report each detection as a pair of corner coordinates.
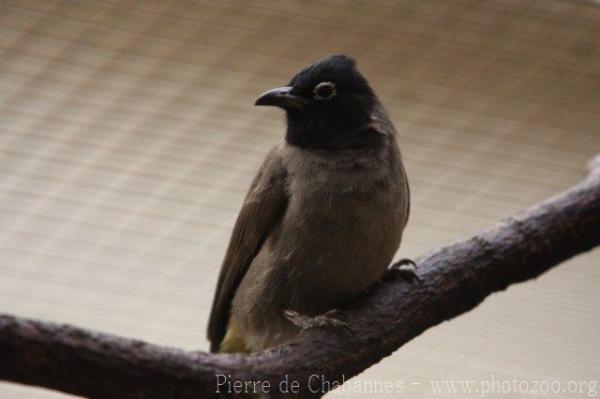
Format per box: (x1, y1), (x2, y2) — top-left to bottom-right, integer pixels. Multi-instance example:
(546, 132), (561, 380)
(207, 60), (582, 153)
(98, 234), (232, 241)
(232, 138), (408, 350)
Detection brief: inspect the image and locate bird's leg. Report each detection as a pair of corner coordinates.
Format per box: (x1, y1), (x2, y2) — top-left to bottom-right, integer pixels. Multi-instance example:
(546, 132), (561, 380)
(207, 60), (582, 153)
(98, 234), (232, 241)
(283, 309), (352, 332)
(385, 258), (422, 284)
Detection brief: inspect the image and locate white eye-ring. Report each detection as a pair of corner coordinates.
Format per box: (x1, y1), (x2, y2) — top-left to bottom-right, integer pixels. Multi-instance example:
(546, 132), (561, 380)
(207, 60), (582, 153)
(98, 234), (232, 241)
(313, 81), (337, 100)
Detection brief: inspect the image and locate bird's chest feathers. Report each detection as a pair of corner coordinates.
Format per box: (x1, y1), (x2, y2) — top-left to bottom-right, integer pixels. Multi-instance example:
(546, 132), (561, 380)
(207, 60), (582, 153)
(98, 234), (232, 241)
(283, 145), (390, 201)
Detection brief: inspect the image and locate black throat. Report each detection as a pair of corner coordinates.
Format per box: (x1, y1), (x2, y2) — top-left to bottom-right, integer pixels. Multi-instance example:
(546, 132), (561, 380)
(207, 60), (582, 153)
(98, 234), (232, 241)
(285, 103), (380, 151)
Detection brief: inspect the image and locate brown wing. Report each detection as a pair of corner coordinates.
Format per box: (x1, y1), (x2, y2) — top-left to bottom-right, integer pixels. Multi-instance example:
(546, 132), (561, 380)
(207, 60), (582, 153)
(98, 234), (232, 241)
(207, 147), (288, 352)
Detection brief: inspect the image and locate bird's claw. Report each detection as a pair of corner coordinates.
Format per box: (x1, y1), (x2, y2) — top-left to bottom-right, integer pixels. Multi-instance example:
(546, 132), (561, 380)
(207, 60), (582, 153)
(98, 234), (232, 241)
(385, 258), (422, 284)
(283, 309), (352, 333)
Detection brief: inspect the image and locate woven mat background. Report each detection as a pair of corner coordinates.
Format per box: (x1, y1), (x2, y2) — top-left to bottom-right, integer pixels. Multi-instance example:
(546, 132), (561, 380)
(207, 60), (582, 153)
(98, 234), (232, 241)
(1, 1), (599, 397)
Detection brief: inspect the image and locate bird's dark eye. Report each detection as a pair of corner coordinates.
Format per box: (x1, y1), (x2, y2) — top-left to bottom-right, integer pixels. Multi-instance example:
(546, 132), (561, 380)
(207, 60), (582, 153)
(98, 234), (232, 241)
(313, 81), (336, 101)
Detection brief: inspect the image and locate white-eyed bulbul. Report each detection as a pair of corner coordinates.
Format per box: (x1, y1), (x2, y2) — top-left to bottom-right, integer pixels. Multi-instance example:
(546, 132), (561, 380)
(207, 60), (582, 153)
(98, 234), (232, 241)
(207, 54), (412, 353)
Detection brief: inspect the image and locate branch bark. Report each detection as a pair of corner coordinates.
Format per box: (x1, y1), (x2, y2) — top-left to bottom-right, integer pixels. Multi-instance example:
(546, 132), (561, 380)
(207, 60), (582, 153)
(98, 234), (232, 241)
(1, 155), (600, 399)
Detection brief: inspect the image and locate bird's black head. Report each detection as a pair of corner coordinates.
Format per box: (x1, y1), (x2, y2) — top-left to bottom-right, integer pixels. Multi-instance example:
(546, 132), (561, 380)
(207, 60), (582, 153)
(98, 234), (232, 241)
(255, 55), (380, 150)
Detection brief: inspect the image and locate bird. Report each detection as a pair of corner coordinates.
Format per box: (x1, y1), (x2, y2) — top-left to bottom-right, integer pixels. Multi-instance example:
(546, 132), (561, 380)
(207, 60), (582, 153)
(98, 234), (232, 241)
(207, 54), (414, 354)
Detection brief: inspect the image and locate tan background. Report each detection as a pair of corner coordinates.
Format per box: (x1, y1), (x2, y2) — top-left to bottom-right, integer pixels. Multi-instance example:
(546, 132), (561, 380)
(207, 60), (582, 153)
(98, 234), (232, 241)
(1, 0), (599, 397)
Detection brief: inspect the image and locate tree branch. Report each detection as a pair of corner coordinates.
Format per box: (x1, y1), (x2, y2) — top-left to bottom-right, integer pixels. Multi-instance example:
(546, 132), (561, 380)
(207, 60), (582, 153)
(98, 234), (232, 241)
(1, 155), (599, 399)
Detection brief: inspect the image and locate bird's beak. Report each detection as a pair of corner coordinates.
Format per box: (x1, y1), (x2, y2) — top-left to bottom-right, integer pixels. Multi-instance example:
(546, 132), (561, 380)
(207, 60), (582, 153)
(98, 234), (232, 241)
(254, 86), (306, 110)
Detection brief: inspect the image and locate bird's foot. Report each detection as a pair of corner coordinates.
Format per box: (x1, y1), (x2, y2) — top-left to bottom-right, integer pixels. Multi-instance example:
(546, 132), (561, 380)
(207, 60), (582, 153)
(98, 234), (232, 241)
(283, 309), (352, 333)
(385, 258), (422, 284)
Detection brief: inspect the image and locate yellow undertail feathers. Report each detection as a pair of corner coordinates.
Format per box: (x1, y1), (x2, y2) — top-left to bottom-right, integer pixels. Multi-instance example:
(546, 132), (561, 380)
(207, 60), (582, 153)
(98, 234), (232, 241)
(219, 320), (250, 353)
